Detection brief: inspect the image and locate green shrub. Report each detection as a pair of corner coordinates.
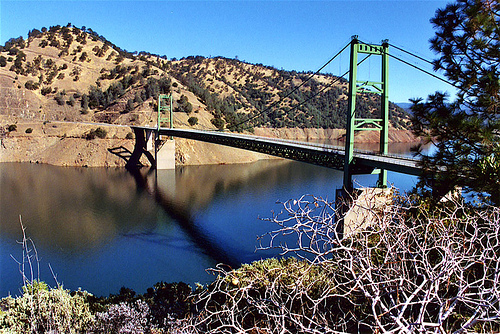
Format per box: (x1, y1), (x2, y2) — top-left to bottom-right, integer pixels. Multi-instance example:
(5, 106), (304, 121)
(94, 127), (107, 139)
(0, 284), (95, 333)
(25, 128), (33, 134)
(210, 117), (225, 130)
(85, 127), (107, 140)
(7, 124), (17, 132)
(125, 132), (134, 139)
(187, 116), (198, 126)
(40, 86), (52, 95)
(194, 257), (346, 332)
(54, 92), (65, 106)
(24, 80), (39, 90)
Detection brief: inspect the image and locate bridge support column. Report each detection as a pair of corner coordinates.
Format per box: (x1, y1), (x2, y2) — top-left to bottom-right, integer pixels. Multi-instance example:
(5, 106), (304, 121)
(155, 139), (175, 169)
(127, 127), (175, 170)
(336, 187), (392, 239)
(127, 127), (156, 169)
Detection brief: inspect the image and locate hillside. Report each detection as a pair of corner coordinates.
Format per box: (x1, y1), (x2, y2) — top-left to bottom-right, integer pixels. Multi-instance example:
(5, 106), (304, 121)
(0, 24), (416, 167)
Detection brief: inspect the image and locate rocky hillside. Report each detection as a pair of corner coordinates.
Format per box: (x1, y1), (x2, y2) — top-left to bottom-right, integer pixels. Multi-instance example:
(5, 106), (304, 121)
(0, 24), (410, 132)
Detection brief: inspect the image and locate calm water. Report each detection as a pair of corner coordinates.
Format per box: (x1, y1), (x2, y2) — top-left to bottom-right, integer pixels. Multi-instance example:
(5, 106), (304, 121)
(0, 148), (418, 297)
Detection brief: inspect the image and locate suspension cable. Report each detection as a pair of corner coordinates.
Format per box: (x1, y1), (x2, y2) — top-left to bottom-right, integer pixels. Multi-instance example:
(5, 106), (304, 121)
(270, 54), (372, 126)
(388, 43), (434, 66)
(388, 53), (459, 89)
(232, 41), (351, 129)
(235, 53), (372, 131)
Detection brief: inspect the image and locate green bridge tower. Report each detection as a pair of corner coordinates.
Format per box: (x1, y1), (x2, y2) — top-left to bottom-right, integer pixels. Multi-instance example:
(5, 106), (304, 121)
(344, 36), (389, 191)
(157, 94), (173, 130)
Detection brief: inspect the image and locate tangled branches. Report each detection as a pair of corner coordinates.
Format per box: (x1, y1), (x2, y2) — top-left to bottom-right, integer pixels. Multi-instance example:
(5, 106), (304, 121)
(188, 194), (500, 333)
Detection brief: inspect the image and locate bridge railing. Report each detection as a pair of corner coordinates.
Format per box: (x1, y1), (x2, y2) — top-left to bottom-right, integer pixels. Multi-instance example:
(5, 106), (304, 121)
(201, 129), (419, 162)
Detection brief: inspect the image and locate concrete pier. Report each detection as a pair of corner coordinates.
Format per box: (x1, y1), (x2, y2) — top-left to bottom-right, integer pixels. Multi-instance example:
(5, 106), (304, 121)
(336, 187), (393, 238)
(155, 139), (175, 169)
(127, 127), (176, 170)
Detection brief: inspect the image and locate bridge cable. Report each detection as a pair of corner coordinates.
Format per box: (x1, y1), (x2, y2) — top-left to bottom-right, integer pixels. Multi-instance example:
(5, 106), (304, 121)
(280, 54), (373, 123)
(388, 43), (434, 66)
(355, 38), (458, 89)
(232, 41), (352, 129)
(388, 53), (459, 89)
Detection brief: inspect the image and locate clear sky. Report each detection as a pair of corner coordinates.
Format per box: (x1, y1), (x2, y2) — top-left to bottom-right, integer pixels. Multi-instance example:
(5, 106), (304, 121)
(1, 0), (455, 103)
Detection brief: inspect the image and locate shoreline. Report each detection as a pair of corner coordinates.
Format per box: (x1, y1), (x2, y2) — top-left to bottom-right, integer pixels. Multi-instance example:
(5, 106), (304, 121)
(1, 119), (421, 168)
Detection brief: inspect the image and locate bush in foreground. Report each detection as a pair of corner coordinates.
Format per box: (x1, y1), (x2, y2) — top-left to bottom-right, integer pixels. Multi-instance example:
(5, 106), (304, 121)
(187, 195), (500, 333)
(0, 282), (94, 333)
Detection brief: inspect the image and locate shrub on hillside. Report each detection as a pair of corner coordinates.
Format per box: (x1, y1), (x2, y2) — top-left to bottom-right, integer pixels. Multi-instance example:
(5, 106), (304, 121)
(188, 116), (198, 126)
(40, 86), (52, 96)
(85, 127), (107, 140)
(210, 117), (224, 130)
(54, 92), (65, 106)
(24, 80), (39, 90)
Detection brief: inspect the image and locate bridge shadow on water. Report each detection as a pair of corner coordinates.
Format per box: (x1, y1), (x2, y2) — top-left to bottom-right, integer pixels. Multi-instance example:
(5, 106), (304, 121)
(126, 167), (240, 268)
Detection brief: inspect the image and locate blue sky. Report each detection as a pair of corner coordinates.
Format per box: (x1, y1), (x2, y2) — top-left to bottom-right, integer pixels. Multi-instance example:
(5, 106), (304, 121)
(1, 0), (455, 103)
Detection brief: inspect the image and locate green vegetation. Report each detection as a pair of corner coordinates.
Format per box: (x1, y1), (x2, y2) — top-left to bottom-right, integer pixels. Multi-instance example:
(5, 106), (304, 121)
(85, 127), (107, 140)
(81, 76), (171, 111)
(411, 0), (500, 205)
(210, 117), (225, 130)
(188, 116), (198, 126)
(0, 281), (193, 333)
(175, 94), (193, 113)
(0, 283), (94, 333)
(24, 80), (39, 90)
(54, 91), (65, 106)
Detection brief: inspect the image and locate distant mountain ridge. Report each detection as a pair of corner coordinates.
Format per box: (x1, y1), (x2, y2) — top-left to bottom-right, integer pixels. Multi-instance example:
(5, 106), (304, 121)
(0, 24), (411, 132)
(396, 102), (413, 112)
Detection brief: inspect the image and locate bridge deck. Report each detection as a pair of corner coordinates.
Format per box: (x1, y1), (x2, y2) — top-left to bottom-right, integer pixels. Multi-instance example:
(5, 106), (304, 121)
(132, 126), (422, 176)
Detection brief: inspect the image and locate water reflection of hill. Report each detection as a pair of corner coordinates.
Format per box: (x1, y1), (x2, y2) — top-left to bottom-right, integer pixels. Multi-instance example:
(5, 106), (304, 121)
(166, 160), (293, 212)
(0, 163), (161, 251)
(1, 142), (420, 253)
(2, 160), (328, 252)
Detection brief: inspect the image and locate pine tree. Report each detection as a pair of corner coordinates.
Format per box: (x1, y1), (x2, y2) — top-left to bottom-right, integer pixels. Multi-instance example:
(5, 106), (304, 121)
(411, 0), (500, 205)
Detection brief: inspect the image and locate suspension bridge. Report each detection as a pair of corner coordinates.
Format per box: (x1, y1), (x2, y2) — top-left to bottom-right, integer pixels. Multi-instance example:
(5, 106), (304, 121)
(126, 36), (451, 191)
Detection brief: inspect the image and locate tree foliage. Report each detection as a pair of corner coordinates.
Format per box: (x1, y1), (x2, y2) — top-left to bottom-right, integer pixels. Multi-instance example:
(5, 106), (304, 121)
(411, 0), (500, 205)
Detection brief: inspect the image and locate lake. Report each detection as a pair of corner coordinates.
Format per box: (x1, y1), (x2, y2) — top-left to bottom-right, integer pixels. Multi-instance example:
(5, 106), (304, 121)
(0, 145), (419, 297)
